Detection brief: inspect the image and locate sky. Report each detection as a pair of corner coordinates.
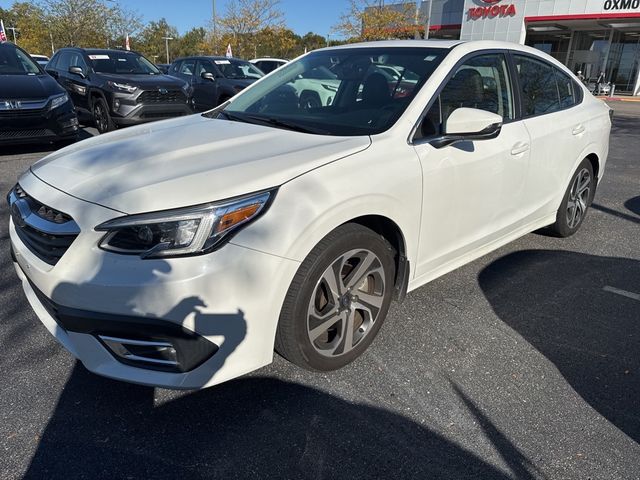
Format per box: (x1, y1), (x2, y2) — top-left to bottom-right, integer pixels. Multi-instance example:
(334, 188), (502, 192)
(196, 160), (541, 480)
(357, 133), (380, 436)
(129, 0), (351, 37)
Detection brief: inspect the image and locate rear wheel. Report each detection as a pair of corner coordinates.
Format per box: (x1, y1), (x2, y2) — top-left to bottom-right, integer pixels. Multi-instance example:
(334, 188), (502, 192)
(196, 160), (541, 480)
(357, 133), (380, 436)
(276, 224), (395, 371)
(549, 159), (595, 237)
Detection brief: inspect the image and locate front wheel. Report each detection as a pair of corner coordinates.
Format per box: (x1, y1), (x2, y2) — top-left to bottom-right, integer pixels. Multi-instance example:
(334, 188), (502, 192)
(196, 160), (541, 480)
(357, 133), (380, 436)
(549, 159), (595, 237)
(92, 97), (115, 134)
(275, 224), (396, 371)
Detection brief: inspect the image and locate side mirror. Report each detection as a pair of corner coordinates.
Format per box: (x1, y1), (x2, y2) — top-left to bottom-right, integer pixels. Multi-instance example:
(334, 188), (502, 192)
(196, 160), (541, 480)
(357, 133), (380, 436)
(201, 72), (216, 82)
(431, 107), (503, 148)
(69, 66), (85, 78)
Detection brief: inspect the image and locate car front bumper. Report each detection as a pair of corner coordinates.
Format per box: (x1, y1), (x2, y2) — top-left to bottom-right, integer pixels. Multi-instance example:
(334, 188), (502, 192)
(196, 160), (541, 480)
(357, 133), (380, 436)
(0, 102), (78, 145)
(109, 92), (193, 126)
(9, 174), (300, 389)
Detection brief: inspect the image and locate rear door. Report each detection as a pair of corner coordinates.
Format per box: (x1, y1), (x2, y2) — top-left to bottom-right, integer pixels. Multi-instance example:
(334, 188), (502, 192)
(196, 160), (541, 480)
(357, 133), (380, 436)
(511, 53), (588, 219)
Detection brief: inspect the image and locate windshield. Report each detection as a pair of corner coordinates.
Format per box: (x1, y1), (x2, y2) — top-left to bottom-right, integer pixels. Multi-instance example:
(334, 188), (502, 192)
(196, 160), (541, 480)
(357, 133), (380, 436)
(221, 47), (447, 136)
(0, 45), (41, 75)
(216, 59), (264, 80)
(89, 51), (160, 75)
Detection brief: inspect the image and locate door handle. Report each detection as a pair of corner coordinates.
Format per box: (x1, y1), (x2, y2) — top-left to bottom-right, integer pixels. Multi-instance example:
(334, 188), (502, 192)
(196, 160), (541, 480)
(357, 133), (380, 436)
(572, 125), (586, 135)
(511, 142), (529, 156)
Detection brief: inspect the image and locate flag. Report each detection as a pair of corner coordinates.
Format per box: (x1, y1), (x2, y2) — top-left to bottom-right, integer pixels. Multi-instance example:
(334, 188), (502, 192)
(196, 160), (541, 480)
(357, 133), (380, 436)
(225, 43), (233, 58)
(0, 20), (7, 43)
(125, 33), (130, 51)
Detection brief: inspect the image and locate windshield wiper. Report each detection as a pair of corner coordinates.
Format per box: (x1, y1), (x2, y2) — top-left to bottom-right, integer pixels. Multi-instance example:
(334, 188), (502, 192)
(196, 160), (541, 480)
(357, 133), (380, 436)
(243, 114), (330, 135)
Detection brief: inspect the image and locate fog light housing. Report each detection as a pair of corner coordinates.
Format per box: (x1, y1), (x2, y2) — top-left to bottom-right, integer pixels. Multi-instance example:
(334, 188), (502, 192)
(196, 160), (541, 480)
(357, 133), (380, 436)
(100, 336), (179, 368)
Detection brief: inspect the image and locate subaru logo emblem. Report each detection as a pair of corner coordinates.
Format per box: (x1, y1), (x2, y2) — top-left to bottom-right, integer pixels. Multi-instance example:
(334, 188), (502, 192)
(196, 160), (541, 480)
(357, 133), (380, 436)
(159, 88), (168, 94)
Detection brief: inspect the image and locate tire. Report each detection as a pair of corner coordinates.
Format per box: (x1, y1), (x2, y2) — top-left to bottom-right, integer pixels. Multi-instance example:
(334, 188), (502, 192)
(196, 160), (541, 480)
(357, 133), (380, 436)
(299, 91), (322, 110)
(92, 97), (115, 134)
(549, 159), (595, 237)
(275, 223), (396, 371)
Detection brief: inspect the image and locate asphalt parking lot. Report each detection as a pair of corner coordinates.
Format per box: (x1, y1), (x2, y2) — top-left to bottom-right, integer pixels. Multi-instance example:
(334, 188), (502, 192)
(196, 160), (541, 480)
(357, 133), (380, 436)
(0, 102), (639, 480)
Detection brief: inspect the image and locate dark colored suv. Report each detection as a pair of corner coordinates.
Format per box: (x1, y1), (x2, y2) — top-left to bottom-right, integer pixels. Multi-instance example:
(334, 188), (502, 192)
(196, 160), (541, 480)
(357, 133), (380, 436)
(47, 48), (193, 133)
(169, 56), (264, 112)
(0, 42), (78, 145)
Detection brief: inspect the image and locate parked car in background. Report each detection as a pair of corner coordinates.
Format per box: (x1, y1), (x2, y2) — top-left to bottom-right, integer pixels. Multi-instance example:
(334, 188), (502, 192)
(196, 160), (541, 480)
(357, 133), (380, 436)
(0, 42), (78, 145)
(9, 41), (611, 389)
(156, 63), (170, 74)
(250, 57), (288, 74)
(170, 56), (264, 112)
(46, 48), (192, 134)
(30, 54), (50, 68)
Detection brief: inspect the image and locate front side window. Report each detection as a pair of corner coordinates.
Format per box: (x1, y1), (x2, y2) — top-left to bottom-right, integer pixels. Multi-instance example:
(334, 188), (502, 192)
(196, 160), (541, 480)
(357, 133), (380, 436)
(417, 53), (513, 139)
(221, 47), (448, 136)
(0, 45), (41, 75)
(89, 51), (160, 75)
(514, 54), (561, 117)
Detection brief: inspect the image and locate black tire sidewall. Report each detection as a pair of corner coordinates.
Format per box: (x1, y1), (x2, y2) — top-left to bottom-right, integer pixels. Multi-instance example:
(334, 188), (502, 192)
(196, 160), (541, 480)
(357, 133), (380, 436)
(93, 97), (113, 134)
(278, 225), (396, 371)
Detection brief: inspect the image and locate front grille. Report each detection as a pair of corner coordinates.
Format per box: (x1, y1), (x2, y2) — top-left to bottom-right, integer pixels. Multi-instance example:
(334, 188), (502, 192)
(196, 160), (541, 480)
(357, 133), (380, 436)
(138, 90), (186, 104)
(9, 185), (79, 266)
(0, 129), (53, 139)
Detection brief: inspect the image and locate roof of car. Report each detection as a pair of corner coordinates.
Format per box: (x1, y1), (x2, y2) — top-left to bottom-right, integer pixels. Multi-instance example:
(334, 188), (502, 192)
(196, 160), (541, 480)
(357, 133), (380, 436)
(250, 58), (288, 63)
(323, 39), (465, 51)
(174, 56), (249, 62)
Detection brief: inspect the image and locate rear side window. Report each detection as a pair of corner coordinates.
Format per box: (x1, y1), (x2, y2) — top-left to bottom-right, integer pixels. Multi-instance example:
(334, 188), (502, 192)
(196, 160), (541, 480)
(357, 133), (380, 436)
(514, 54), (578, 117)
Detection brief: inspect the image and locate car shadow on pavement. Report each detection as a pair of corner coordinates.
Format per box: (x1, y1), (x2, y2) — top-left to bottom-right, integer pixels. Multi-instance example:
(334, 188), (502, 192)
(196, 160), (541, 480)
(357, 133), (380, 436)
(624, 196), (640, 217)
(23, 368), (525, 480)
(478, 250), (640, 443)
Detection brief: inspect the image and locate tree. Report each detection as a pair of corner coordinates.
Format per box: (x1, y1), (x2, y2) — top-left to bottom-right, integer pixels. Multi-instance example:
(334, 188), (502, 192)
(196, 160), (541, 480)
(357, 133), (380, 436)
(217, 0), (284, 59)
(41, 0), (113, 48)
(138, 18), (179, 63)
(334, 0), (421, 42)
(300, 32), (327, 53)
(174, 27), (210, 58)
(106, 4), (143, 49)
(2, 2), (51, 54)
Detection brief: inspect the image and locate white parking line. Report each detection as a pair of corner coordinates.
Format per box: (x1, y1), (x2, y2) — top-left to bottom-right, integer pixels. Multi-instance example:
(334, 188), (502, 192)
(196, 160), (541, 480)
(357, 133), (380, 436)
(603, 286), (640, 302)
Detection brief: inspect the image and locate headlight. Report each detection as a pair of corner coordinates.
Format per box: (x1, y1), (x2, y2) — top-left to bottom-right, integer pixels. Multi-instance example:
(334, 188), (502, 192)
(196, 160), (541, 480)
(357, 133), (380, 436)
(107, 81), (138, 94)
(95, 190), (275, 258)
(50, 93), (69, 110)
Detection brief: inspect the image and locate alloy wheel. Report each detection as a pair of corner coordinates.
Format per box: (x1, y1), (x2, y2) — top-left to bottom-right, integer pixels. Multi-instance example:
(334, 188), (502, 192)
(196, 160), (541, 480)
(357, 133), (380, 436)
(307, 249), (386, 357)
(566, 167), (591, 229)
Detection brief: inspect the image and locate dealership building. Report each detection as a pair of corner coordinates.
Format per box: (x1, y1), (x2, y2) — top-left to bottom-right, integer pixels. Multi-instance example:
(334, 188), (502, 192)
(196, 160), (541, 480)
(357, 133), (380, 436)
(398, 0), (640, 95)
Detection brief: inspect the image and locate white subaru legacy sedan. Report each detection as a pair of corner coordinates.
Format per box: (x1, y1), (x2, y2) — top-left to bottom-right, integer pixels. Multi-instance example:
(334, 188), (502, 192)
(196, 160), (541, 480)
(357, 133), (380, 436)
(8, 41), (611, 389)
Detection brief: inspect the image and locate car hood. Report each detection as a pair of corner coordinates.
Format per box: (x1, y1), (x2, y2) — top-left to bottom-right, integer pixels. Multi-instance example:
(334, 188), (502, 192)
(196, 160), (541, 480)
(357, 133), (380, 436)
(30, 114), (371, 214)
(0, 73), (64, 99)
(96, 73), (186, 89)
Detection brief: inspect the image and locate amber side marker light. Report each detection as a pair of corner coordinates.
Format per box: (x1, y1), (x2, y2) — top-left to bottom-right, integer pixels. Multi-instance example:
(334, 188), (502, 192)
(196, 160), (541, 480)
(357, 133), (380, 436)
(216, 203), (262, 234)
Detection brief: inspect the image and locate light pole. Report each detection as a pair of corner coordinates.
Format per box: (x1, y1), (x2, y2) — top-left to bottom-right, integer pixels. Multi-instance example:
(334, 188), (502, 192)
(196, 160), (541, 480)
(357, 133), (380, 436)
(162, 35), (173, 63)
(424, 0), (433, 40)
(326, 33), (331, 48)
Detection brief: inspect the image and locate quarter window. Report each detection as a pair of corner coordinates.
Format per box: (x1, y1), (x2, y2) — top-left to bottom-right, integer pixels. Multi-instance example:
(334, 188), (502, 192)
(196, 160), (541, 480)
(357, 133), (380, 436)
(555, 70), (577, 108)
